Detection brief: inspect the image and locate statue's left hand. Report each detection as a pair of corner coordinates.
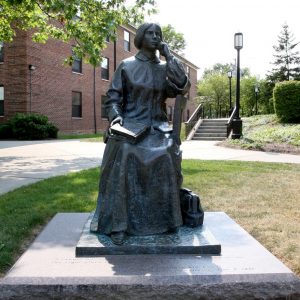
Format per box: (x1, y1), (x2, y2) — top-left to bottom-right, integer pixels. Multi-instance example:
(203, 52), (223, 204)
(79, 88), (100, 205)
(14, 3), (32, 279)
(110, 116), (123, 126)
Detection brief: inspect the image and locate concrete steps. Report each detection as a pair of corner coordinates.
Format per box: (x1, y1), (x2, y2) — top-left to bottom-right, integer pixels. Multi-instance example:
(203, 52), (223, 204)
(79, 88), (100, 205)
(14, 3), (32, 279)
(192, 119), (228, 141)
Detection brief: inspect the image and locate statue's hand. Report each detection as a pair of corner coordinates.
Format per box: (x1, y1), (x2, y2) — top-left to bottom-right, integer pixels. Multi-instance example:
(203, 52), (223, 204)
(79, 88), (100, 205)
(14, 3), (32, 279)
(110, 116), (123, 126)
(158, 42), (171, 60)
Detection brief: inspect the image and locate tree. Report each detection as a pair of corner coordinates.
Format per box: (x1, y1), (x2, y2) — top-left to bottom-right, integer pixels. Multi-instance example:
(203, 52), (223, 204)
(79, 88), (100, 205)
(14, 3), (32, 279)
(240, 77), (275, 116)
(202, 63), (232, 78)
(0, 0), (156, 66)
(198, 63), (272, 118)
(197, 65), (230, 118)
(161, 24), (186, 55)
(240, 76), (258, 116)
(267, 23), (300, 83)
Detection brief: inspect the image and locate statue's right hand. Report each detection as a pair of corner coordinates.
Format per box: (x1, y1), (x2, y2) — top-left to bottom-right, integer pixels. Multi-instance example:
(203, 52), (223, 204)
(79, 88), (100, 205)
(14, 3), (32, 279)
(110, 116), (123, 126)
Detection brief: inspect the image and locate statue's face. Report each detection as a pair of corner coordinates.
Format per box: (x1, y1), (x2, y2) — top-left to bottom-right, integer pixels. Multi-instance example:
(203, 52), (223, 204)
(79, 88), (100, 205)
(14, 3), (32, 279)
(141, 24), (161, 51)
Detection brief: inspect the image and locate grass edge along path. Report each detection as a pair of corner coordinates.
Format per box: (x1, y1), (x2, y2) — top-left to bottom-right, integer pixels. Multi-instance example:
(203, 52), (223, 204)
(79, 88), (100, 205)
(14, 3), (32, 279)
(58, 132), (104, 142)
(0, 160), (299, 277)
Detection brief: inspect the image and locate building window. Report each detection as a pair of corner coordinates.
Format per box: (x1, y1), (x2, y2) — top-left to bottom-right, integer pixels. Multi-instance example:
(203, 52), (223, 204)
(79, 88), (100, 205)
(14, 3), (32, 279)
(72, 91), (82, 118)
(101, 57), (109, 80)
(167, 105), (173, 122)
(101, 95), (108, 119)
(186, 65), (190, 77)
(0, 42), (3, 63)
(72, 47), (82, 73)
(186, 109), (190, 121)
(124, 30), (130, 52)
(0, 86), (4, 116)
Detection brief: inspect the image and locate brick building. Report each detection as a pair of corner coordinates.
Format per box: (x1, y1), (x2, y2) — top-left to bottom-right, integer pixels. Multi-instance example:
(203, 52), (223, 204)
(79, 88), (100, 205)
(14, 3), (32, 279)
(0, 24), (198, 134)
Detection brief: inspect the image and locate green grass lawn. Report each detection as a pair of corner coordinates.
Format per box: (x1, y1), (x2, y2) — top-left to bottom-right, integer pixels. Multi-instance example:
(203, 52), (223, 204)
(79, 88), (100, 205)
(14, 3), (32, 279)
(221, 114), (300, 154)
(0, 160), (299, 277)
(58, 132), (104, 141)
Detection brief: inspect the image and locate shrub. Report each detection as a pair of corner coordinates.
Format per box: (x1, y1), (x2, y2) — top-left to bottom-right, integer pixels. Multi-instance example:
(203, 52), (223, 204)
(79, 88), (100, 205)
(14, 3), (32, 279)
(7, 113), (59, 140)
(273, 81), (300, 123)
(0, 124), (12, 139)
(46, 123), (59, 138)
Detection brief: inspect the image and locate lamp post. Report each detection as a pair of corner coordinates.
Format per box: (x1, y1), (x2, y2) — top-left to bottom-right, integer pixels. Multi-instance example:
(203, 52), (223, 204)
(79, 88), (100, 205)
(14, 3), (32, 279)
(227, 70), (233, 116)
(254, 84), (259, 115)
(232, 33), (243, 139)
(28, 64), (36, 113)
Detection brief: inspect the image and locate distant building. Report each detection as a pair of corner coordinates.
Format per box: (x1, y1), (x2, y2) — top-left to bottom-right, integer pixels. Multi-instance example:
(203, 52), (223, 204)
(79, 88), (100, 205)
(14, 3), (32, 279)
(0, 25), (199, 133)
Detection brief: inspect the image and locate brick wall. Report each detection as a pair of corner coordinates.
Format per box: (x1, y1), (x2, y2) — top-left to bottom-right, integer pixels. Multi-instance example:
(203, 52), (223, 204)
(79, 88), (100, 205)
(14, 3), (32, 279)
(0, 25), (198, 133)
(0, 29), (28, 122)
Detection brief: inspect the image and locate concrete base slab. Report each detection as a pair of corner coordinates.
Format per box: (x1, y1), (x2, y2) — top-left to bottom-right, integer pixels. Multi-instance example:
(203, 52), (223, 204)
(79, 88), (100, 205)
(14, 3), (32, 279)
(76, 213), (221, 256)
(1, 212), (300, 299)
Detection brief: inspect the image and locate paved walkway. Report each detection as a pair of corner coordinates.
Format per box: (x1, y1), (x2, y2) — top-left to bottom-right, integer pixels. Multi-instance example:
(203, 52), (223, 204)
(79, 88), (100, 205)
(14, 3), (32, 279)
(0, 140), (299, 195)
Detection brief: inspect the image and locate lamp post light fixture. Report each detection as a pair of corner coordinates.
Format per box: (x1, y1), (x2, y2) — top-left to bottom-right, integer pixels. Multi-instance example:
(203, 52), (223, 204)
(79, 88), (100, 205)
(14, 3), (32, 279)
(254, 84), (259, 115)
(227, 70), (233, 116)
(28, 64), (36, 113)
(232, 32), (243, 139)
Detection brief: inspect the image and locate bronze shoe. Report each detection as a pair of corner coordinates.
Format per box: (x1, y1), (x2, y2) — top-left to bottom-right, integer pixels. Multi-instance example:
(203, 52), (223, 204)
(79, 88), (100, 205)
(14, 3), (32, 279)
(111, 231), (126, 245)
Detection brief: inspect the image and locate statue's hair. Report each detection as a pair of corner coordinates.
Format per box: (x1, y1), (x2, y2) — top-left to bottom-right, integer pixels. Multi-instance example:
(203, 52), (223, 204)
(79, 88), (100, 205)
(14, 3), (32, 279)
(134, 23), (163, 50)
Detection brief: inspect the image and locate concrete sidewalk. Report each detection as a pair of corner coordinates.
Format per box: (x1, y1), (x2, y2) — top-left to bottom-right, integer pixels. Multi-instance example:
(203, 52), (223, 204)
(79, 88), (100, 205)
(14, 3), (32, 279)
(0, 140), (105, 195)
(181, 140), (300, 163)
(0, 139), (299, 195)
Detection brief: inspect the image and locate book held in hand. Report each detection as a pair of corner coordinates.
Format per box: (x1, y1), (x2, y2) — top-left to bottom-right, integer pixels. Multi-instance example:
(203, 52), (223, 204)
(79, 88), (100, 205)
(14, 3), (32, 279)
(110, 119), (150, 143)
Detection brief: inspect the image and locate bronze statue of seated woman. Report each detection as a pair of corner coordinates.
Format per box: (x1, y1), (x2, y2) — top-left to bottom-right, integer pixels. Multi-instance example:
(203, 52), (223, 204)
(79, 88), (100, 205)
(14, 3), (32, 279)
(90, 23), (203, 245)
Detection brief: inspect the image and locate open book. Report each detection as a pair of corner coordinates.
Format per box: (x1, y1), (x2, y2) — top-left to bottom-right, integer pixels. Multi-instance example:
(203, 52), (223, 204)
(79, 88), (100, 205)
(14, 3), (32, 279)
(110, 119), (150, 143)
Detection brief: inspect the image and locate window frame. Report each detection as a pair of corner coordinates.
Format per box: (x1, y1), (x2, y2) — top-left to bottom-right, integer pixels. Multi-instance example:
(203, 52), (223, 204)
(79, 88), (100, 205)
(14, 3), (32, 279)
(167, 105), (173, 122)
(186, 65), (190, 77)
(186, 109), (190, 122)
(71, 47), (82, 74)
(0, 85), (4, 116)
(101, 57), (109, 80)
(124, 30), (130, 52)
(72, 91), (82, 118)
(0, 42), (4, 63)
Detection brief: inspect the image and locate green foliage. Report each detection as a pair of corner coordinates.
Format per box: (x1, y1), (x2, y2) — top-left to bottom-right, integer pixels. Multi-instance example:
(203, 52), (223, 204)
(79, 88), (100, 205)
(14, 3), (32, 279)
(198, 63), (274, 118)
(198, 64), (233, 118)
(240, 76), (257, 116)
(4, 113), (59, 140)
(226, 114), (300, 152)
(202, 64), (250, 78)
(161, 24), (186, 55)
(273, 81), (300, 123)
(0, 0), (157, 66)
(198, 73), (228, 117)
(0, 124), (12, 139)
(267, 23), (300, 83)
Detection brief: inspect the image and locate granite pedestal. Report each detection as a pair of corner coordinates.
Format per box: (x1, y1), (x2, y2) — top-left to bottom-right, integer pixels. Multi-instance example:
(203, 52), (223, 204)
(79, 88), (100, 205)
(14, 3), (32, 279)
(76, 213), (221, 256)
(1, 212), (299, 299)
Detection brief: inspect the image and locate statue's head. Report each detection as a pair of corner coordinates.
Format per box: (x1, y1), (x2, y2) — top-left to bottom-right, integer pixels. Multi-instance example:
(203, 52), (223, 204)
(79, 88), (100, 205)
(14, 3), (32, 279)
(134, 23), (163, 50)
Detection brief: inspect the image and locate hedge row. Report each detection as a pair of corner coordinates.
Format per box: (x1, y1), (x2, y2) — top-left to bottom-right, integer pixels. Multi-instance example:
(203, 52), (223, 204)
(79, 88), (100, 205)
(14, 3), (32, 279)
(0, 113), (58, 140)
(273, 81), (300, 123)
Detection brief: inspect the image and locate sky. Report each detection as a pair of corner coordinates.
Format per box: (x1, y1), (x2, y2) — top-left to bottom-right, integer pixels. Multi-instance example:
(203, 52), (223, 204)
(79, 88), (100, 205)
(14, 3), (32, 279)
(144, 0), (300, 79)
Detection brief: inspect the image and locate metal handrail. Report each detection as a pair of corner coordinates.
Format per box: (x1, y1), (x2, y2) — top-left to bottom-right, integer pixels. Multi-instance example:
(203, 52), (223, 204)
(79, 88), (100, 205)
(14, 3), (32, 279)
(184, 103), (203, 137)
